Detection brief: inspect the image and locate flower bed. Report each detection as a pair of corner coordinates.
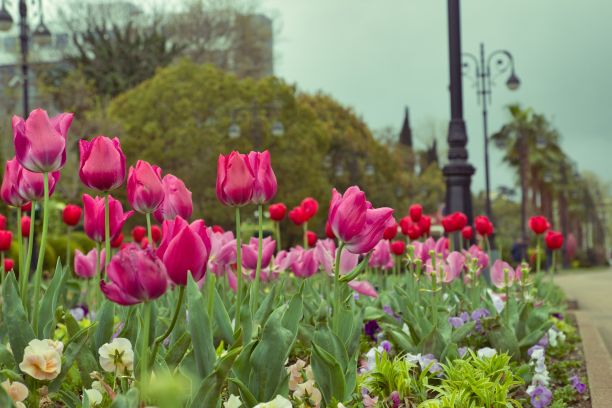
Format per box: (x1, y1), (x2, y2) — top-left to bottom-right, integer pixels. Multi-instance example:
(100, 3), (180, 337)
(0, 108), (592, 407)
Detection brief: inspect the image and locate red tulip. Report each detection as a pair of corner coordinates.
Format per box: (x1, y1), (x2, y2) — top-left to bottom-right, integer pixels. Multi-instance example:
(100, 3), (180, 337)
(451, 212), (468, 230)
(62, 204), (82, 226)
(16, 166), (60, 201)
(151, 225), (162, 243)
(461, 226), (473, 240)
(100, 244), (168, 305)
(3, 258), (14, 272)
(409, 204), (422, 222)
(13, 108), (73, 173)
(390, 240), (406, 256)
(400, 216), (421, 240)
(325, 221), (335, 239)
(545, 230), (564, 250)
(474, 215), (493, 236)
(131, 226), (146, 243)
(110, 232), (124, 248)
(153, 174), (193, 223)
(79, 136), (126, 191)
(419, 215), (431, 236)
(73, 248), (104, 279)
(0, 230), (12, 251)
(289, 206), (307, 226)
(83, 194), (134, 243)
(1, 158), (28, 207)
(212, 225), (224, 234)
(141, 237), (149, 249)
(247, 150), (277, 204)
(127, 160), (164, 214)
(21, 216), (30, 237)
(529, 216), (549, 235)
(328, 186), (394, 254)
(268, 203), (287, 221)
(216, 151), (255, 206)
(21, 202), (32, 212)
(383, 222), (398, 240)
(0, 215), (6, 230)
(306, 230), (317, 247)
(301, 197), (319, 221)
(156, 216), (211, 285)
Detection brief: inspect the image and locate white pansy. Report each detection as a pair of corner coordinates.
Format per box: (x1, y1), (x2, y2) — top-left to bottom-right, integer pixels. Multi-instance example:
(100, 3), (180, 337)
(253, 395), (292, 408)
(224, 394), (243, 408)
(98, 338), (134, 373)
(84, 388), (103, 406)
(477, 347), (497, 359)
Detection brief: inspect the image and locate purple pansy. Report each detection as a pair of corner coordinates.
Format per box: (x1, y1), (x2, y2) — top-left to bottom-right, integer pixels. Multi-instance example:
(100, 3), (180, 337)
(529, 386), (552, 408)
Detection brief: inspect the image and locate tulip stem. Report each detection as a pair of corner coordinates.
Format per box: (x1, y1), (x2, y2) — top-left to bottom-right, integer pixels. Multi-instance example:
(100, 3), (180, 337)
(1, 252), (4, 285)
(235, 207), (243, 335)
(32, 172), (50, 335)
(550, 251), (556, 283)
(140, 301), (152, 399)
(146, 213), (153, 248)
(504, 268), (510, 325)
(536, 236), (541, 275)
(66, 227), (71, 267)
(303, 222), (308, 249)
(332, 242), (345, 334)
(151, 285), (185, 365)
(250, 204), (264, 319)
(275, 222), (282, 252)
(94, 242), (101, 308)
(104, 194), (111, 268)
(16, 207), (24, 297)
(23, 204), (36, 308)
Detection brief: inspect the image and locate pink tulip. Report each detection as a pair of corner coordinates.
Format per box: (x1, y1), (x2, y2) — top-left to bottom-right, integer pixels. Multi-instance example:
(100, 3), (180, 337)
(348, 280), (378, 298)
(368, 240), (393, 270)
(79, 136), (126, 191)
(127, 160), (164, 213)
(16, 166), (60, 201)
(1, 158), (28, 207)
(13, 108), (73, 173)
(465, 245), (489, 270)
(100, 244), (168, 305)
(272, 249), (296, 274)
(156, 216), (211, 285)
(242, 236), (276, 270)
(314, 239), (359, 276)
(83, 194), (134, 243)
(153, 174), (193, 223)
(207, 228), (235, 276)
(227, 268), (238, 293)
(491, 259), (515, 289)
(328, 186), (394, 254)
(73, 248), (105, 279)
(216, 151), (255, 206)
(247, 150), (277, 204)
(443, 251), (465, 282)
(291, 247), (320, 278)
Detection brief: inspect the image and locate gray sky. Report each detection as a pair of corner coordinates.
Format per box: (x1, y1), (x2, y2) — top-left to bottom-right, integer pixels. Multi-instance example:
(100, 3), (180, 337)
(261, 0), (612, 193)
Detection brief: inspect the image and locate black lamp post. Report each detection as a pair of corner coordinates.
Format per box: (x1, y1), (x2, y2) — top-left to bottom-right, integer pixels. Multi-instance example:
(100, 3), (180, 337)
(0, 0), (52, 118)
(443, 0), (475, 223)
(227, 102), (284, 149)
(462, 44), (520, 221)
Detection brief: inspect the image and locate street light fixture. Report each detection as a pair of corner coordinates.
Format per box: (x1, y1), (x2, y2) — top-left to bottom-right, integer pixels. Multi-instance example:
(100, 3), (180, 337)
(226, 101), (284, 148)
(462, 43), (520, 223)
(0, 3), (13, 31)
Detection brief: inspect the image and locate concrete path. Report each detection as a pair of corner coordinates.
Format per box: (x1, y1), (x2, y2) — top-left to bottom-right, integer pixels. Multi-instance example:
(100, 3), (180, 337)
(555, 268), (612, 354)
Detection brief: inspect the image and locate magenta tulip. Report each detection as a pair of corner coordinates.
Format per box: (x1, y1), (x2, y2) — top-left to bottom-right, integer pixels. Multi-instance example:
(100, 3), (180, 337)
(73, 248), (105, 279)
(13, 108), (74, 173)
(16, 166), (60, 201)
(1, 158), (28, 207)
(153, 174), (193, 223)
(290, 247), (320, 278)
(328, 186), (394, 254)
(127, 160), (164, 213)
(83, 194), (134, 243)
(247, 150), (277, 204)
(79, 136), (126, 191)
(156, 216), (211, 285)
(216, 151), (255, 206)
(100, 244), (168, 306)
(242, 236), (276, 270)
(348, 280), (378, 298)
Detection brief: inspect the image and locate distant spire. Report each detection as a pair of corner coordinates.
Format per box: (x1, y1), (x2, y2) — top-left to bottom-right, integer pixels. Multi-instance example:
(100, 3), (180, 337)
(399, 106), (412, 147)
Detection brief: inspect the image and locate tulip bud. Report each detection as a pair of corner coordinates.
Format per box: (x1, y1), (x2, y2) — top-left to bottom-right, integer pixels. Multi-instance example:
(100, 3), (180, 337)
(79, 136), (126, 191)
(268, 203), (287, 221)
(545, 230), (563, 250)
(74, 248), (105, 279)
(474, 215), (493, 236)
(390, 240), (406, 256)
(13, 108), (73, 173)
(0, 214), (6, 230)
(127, 160), (164, 213)
(131, 226), (146, 243)
(153, 174), (193, 223)
(409, 204), (422, 222)
(21, 202), (32, 212)
(461, 226), (474, 240)
(83, 194), (133, 243)
(289, 206), (307, 226)
(529, 216), (549, 235)
(100, 244), (168, 305)
(383, 222), (398, 240)
(325, 221), (335, 239)
(216, 151), (255, 207)
(4, 258), (14, 272)
(16, 167), (60, 201)
(306, 231), (317, 247)
(151, 225), (162, 243)
(0, 230), (12, 252)
(212, 225), (224, 234)
(1, 158), (28, 207)
(110, 232), (124, 248)
(419, 215), (431, 236)
(21, 216), (31, 237)
(301, 197), (318, 221)
(62, 204), (82, 227)
(248, 150), (277, 204)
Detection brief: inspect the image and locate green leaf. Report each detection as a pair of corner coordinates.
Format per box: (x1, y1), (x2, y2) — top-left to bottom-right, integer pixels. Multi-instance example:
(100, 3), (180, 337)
(0, 386), (15, 408)
(213, 286), (234, 346)
(2, 272), (34, 366)
(186, 274), (216, 378)
(488, 323), (520, 359)
(64, 311), (98, 388)
(164, 332), (191, 367)
(110, 388), (140, 408)
(339, 254), (370, 283)
(451, 321), (477, 343)
(0, 343), (15, 369)
(38, 259), (68, 338)
(93, 300), (115, 351)
(228, 377), (258, 408)
(310, 342), (346, 405)
(49, 323), (92, 392)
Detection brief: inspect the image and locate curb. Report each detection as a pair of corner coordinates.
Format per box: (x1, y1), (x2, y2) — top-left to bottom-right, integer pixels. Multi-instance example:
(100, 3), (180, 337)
(574, 311), (612, 407)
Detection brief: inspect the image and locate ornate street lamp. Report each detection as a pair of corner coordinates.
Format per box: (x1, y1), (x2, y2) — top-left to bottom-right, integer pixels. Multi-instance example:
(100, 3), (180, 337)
(227, 102), (284, 148)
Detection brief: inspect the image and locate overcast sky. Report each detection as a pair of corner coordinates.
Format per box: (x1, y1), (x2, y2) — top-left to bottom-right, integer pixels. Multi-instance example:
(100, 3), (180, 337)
(261, 0), (612, 193)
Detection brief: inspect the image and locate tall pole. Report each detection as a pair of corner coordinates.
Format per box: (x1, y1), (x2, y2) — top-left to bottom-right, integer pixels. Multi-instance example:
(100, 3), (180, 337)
(19, 0), (28, 117)
(478, 43), (492, 220)
(443, 0), (475, 223)
(519, 134), (528, 259)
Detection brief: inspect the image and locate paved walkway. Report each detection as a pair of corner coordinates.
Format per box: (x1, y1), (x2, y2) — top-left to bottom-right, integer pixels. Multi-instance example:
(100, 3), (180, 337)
(556, 268), (612, 354)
